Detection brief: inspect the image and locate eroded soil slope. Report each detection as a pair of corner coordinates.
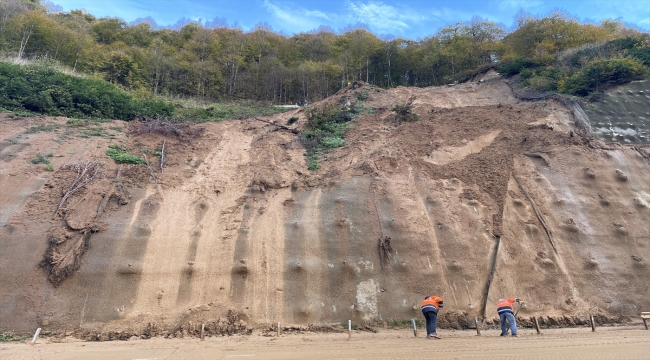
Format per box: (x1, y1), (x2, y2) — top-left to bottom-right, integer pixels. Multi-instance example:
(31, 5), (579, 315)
(1, 72), (648, 336)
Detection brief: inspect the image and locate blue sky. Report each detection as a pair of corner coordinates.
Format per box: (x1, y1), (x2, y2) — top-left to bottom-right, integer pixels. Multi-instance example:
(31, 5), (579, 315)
(52, 0), (650, 38)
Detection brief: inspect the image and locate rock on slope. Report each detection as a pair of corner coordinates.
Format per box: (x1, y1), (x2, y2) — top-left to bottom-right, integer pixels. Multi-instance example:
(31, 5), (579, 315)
(0, 72), (648, 335)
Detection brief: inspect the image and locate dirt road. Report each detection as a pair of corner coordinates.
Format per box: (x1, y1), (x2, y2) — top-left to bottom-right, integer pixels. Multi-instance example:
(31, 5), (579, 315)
(2, 326), (648, 360)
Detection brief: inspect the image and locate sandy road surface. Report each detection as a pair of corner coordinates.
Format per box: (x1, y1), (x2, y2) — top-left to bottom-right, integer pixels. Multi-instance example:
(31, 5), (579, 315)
(2, 326), (648, 360)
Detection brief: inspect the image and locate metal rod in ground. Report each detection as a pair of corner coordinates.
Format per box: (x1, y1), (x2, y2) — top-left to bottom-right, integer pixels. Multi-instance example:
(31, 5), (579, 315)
(201, 323), (205, 340)
(590, 315), (596, 332)
(348, 320), (352, 340)
(277, 322), (280, 337)
(31, 328), (41, 346)
(411, 318), (417, 337)
(474, 318), (481, 336)
(533, 317), (541, 334)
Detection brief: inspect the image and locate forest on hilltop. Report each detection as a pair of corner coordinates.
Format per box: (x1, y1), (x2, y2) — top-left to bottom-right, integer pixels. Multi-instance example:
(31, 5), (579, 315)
(0, 0), (649, 106)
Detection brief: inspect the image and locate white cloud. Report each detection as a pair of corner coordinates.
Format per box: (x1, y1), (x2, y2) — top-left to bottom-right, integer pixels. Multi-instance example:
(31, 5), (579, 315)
(263, 0), (336, 32)
(498, 0), (543, 10)
(301, 9), (331, 21)
(347, 1), (418, 33)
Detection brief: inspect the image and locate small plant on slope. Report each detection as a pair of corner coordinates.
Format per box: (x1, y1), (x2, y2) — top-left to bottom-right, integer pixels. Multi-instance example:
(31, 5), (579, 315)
(106, 145), (145, 164)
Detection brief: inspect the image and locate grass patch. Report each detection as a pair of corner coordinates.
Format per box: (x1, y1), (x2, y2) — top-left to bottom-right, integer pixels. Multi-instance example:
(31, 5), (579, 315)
(300, 98), (371, 171)
(6, 110), (38, 118)
(173, 99), (290, 122)
(105, 145), (145, 164)
(287, 116), (299, 125)
(30, 155), (50, 165)
(356, 91), (369, 101)
(307, 154), (319, 171)
(0, 332), (29, 342)
(79, 127), (106, 138)
(25, 124), (60, 133)
(45, 163), (54, 171)
(392, 96), (419, 124)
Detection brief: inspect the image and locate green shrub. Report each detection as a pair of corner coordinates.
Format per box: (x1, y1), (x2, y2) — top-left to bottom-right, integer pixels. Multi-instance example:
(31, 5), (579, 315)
(45, 164), (54, 171)
(0, 332), (29, 342)
(562, 58), (647, 96)
(523, 66), (563, 91)
(520, 68), (533, 79)
(496, 58), (537, 76)
(568, 37), (645, 68)
(300, 102), (356, 171)
(0, 62), (173, 120)
(496, 57), (553, 76)
(321, 136), (346, 148)
(307, 155), (319, 171)
(628, 46), (650, 66)
(30, 155), (50, 165)
(287, 116), (299, 125)
(392, 96), (419, 123)
(357, 91), (369, 101)
(105, 145), (145, 164)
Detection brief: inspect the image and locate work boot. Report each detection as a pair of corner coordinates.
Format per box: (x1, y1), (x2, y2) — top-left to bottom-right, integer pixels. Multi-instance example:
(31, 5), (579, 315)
(431, 334), (441, 339)
(500, 333), (508, 336)
(512, 334), (518, 337)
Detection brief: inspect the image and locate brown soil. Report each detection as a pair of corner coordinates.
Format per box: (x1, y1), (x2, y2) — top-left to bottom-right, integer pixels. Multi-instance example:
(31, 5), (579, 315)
(1, 71), (649, 339)
(2, 325), (648, 360)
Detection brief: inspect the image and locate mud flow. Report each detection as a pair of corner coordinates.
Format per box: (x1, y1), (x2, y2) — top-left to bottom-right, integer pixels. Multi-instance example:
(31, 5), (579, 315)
(0, 72), (649, 340)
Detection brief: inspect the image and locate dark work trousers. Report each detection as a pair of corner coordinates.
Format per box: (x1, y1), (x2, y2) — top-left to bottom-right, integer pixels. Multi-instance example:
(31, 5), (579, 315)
(422, 309), (438, 336)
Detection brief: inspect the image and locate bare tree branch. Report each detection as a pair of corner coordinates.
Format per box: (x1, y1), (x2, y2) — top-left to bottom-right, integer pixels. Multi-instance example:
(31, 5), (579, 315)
(53, 162), (100, 219)
(160, 140), (166, 172)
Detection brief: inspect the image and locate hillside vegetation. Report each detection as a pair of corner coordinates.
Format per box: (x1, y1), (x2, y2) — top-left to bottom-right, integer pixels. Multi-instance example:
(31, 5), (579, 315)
(0, 0), (648, 110)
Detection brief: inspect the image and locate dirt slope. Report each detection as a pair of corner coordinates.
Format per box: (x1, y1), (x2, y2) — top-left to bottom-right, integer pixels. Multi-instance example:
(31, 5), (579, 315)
(1, 72), (649, 336)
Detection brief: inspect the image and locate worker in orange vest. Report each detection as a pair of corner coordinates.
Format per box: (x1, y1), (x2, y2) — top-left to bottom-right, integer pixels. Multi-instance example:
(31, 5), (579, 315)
(421, 295), (443, 339)
(497, 297), (521, 336)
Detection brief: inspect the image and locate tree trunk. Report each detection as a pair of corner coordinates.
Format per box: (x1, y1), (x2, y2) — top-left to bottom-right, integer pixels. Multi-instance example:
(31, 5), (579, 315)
(18, 23), (34, 59)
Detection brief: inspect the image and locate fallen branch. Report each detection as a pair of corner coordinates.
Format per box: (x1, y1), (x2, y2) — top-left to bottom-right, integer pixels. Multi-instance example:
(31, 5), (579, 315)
(96, 166), (122, 217)
(53, 162), (100, 219)
(188, 127), (205, 143)
(160, 140), (166, 172)
(138, 117), (187, 137)
(253, 117), (299, 134)
(143, 154), (158, 184)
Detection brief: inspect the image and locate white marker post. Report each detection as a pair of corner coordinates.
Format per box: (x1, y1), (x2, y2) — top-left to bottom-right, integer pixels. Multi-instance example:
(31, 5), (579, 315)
(411, 318), (417, 337)
(348, 320), (352, 340)
(31, 328), (41, 346)
(277, 322), (280, 337)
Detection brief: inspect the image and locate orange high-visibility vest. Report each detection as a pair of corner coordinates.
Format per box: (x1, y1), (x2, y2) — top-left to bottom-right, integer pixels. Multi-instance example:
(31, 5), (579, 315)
(496, 298), (517, 315)
(421, 296), (443, 312)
